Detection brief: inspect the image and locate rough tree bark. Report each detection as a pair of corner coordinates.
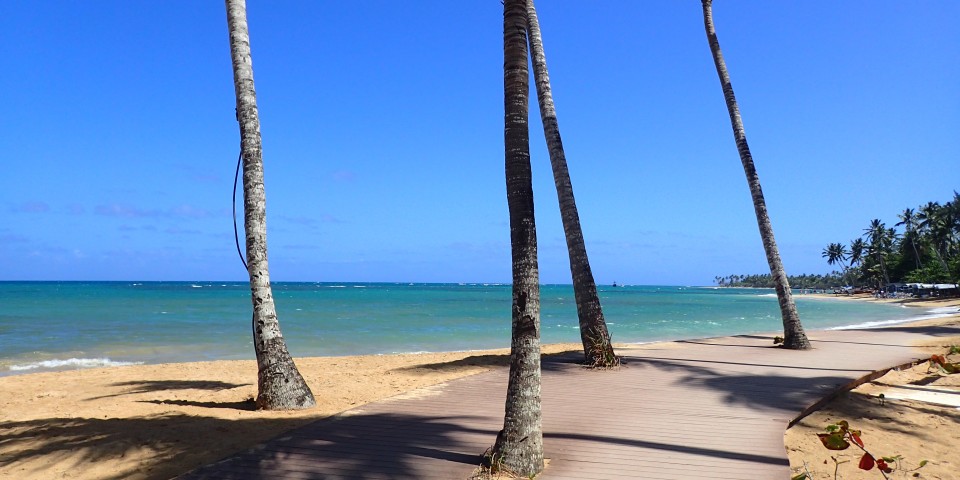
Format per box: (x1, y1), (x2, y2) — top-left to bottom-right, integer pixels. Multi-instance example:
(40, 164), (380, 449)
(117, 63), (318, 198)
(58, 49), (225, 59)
(701, 0), (811, 350)
(526, 0), (617, 367)
(488, 0), (544, 475)
(225, 0), (317, 409)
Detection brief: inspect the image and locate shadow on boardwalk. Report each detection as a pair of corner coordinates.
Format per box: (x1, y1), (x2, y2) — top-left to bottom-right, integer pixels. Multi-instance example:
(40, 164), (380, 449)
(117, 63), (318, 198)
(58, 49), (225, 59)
(626, 355), (855, 413)
(181, 412), (491, 480)
(1, 411), (490, 480)
(395, 350), (584, 374)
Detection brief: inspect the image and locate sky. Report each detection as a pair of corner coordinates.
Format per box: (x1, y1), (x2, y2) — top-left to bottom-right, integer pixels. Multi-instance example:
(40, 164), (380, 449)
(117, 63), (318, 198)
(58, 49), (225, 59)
(2, 1), (958, 285)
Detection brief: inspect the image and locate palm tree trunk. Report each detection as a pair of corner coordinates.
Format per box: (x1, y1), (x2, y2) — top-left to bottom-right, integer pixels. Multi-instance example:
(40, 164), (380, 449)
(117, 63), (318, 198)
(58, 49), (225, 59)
(489, 0), (543, 475)
(701, 0), (810, 350)
(909, 237), (923, 270)
(525, 0), (617, 367)
(876, 252), (891, 286)
(225, 0), (316, 410)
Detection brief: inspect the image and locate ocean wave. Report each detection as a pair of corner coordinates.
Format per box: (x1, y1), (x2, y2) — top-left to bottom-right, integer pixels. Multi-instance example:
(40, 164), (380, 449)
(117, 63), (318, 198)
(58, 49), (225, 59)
(826, 318), (918, 330)
(826, 308), (957, 330)
(9, 358), (143, 372)
(926, 306), (960, 315)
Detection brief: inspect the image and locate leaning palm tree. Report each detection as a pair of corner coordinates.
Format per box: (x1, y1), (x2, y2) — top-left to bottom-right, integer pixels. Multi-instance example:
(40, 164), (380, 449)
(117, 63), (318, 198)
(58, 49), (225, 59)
(917, 202), (952, 272)
(525, 0), (617, 367)
(822, 242), (849, 284)
(225, 0), (316, 410)
(896, 208), (923, 271)
(864, 219), (892, 286)
(701, 0), (810, 349)
(822, 243), (848, 269)
(849, 238), (865, 268)
(487, 0), (543, 475)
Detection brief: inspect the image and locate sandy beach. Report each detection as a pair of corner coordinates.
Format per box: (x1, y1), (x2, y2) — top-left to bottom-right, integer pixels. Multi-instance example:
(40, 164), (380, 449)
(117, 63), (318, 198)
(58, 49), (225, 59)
(1, 298), (958, 480)
(784, 297), (960, 479)
(0, 343), (584, 480)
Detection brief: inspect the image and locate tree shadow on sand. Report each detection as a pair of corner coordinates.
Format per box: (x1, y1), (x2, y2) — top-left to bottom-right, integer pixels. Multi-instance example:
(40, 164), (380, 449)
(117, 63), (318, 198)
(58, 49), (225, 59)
(86, 380), (251, 401)
(394, 350), (591, 375)
(799, 390), (960, 437)
(0, 411), (491, 480)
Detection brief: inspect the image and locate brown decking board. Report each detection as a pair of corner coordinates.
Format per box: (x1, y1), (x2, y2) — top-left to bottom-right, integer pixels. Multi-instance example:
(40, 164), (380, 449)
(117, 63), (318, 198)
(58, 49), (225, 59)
(178, 322), (957, 479)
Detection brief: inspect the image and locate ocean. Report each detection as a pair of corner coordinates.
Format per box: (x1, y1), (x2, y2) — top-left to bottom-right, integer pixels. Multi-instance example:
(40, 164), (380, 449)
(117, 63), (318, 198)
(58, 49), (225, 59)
(0, 281), (949, 376)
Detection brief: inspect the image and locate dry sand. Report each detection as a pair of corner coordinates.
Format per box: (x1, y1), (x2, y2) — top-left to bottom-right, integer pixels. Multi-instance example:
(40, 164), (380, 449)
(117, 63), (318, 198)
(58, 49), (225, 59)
(785, 297), (960, 480)
(2, 297), (958, 480)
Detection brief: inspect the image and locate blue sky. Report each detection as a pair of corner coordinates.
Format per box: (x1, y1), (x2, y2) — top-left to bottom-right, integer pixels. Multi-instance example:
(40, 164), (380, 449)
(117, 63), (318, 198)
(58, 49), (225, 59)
(2, 1), (957, 285)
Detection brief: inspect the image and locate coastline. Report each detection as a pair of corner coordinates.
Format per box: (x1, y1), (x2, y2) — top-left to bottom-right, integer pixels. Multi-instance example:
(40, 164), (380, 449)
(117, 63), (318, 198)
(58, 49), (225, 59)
(1, 297), (958, 479)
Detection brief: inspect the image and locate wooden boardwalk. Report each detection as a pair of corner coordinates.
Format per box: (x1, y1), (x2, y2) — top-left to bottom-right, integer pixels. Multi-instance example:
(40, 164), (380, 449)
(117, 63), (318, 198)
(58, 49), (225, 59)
(178, 322), (958, 479)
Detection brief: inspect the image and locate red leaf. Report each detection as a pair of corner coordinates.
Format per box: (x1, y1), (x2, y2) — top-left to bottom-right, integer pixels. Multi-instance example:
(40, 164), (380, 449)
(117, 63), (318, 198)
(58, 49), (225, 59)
(859, 453), (875, 471)
(877, 458), (892, 473)
(850, 432), (864, 448)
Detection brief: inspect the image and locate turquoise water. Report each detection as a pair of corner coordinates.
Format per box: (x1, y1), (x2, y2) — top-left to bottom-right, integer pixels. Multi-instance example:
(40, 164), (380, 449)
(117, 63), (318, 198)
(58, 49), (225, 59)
(0, 281), (942, 376)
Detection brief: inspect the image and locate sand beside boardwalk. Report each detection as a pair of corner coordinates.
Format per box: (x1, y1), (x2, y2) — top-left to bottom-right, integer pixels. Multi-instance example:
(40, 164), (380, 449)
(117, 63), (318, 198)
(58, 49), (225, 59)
(0, 343), (581, 480)
(785, 298), (960, 480)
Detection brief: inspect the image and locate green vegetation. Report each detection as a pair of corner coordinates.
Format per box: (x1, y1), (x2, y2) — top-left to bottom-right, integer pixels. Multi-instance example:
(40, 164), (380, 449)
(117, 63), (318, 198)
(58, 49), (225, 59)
(792, 420), (927, 479)
(714, 273), (845, 290)
(719, 192), (960, 289)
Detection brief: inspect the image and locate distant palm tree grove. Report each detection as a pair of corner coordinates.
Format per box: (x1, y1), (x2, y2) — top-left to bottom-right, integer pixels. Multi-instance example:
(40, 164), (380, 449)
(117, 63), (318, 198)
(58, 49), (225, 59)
(717, 192), (960, 290)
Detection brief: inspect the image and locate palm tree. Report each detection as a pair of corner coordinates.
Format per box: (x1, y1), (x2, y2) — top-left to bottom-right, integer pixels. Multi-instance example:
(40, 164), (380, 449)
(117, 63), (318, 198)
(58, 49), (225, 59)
(488, 0), (543, 475)
(864, 219), (892, 286)
(700, 0), (810, 350)
(822, 243), (848, 269)
(822, 242), (849, 284)
(225, 0), (315, 410)
(896, 208), (923, 272)
(525, 0), (616, 367)
(849, 238), (865, 268)
(847, 237), (866, 287)
(917, 202), (952, 272)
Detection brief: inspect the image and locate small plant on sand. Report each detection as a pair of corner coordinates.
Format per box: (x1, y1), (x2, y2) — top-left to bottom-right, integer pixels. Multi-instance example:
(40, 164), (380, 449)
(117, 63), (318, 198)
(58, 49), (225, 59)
(792, 420), (927, 479)
(774, 335), (785, 345)
(474, 448), (539, 479)
(473, 448), (504, 479)
(585, 327), (621, 369)
(928, 354), (960, 374)
(948, 345), (960, 355)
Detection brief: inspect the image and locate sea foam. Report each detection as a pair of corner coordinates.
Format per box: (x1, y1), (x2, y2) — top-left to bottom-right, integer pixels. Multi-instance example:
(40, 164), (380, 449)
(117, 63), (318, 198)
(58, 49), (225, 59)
(827, 306), (959, 331)
(8, 358), (143, 372)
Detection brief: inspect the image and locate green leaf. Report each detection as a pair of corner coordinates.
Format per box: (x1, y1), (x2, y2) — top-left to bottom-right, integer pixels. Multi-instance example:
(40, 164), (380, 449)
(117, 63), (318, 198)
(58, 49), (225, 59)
(919, 460), (928, 468)
(791, 474), (808, 480)
(818, 432), (850, 450)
